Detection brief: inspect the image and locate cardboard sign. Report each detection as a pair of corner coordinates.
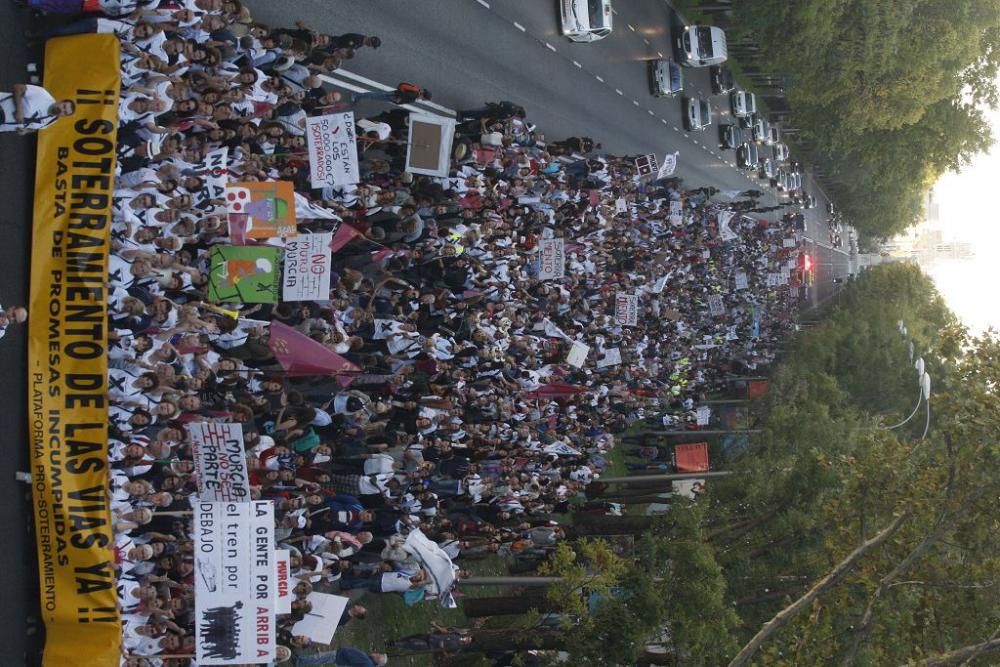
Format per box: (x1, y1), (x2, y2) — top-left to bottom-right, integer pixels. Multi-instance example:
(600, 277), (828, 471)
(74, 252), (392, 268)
(306, 112), (360, 187)
(187, 422), (251, 502)
(566, 341), (591, 368)
(614, 293), (640, 326)
(275, 550), (292, 615)
(406, 112), (457, 177)
(707, 294), (726, 317)
(282, 233), (333, 301)
(538, 238), (566, 280)
(194, 501), (275, 665)
(226, 181), (297, 239)
(634, 154), (659, 176)
(208, 246), (282, 304)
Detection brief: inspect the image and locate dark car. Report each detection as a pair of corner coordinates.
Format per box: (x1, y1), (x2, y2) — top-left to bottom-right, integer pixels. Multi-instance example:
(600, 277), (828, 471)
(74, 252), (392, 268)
(719, 123), (745, 149)
(710, 64), (735, 94)
(736, 142), (760, 170)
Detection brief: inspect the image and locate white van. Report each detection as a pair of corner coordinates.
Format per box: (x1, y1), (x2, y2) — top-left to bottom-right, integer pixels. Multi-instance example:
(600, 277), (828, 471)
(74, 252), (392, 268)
(561, 0), (613, 43)
(730, 90), (756, 118)
(676, 25), (728, 67)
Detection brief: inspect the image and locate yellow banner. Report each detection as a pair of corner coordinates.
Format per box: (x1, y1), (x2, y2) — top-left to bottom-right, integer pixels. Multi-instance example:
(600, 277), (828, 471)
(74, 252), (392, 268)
(28, 35), (121, 667)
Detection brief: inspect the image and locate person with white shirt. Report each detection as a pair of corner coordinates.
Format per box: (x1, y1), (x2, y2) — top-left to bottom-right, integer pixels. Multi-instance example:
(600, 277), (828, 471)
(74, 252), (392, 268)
(0, 84), (74, 134)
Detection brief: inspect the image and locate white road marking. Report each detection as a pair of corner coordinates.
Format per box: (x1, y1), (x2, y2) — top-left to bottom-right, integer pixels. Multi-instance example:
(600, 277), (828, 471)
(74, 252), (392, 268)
(657, 51), (664, 58)
(513, 21), (526, 31)
(573, 60), (583, 68)
(476, 0), (490, 7)
(628, 24), (636, 31)
(545, 42), (557, 52)
(632, 100), (640, 106)
(643, 39), (650, 45)
(647, 110), (655, 116)
(320, 74), (454, 117)
(673, 126), (679, 131)
(661, 119), (667, 124)
(615, 88), (623, 95)
(595, 75), (604, 82)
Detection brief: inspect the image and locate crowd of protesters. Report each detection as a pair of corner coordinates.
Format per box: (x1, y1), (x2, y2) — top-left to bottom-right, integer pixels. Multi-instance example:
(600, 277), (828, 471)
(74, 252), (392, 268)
(18, 1), (805, 665)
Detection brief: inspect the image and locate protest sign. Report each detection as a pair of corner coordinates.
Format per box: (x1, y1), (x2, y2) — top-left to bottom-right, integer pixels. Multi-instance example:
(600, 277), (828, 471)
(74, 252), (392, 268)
(226, 181), (297, 239)
(718, 210), (738, 241)
(657, 151), (678, 179)
(292, 593), (350, 645)
(306, 112), (360, 188)
(634, 154), (659, 176)
(662, 307), (682, 321)
(194, 501), (275, 665)
(28, 34), (122, 667)
(192, 147), (229, 209)
(734, 271), (749, 290)
(675, 442), (710, 471)
(406, 113), (457, 177)
(538, 238), (566, 280)
(282, 233), (333, 301)
(696, 405), (712, 426)
(615, 197), (628, 214)
(652, 274), (669, 294)
(208, 246), (282, 304)
(707, 294), (726, 316)
(673, 479), (707, 499)
(187, 422), (251, 502)
(566, 341), (591, 368)
(783, 237), (797, 248)
(275, 550), (292, 615)
(615, 293), (640, 326)
(544, 442), (582, 456)
(597, 347), (622, 368)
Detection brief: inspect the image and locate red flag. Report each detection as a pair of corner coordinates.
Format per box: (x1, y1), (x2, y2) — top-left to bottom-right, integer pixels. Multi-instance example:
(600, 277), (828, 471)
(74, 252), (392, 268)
(267, 321), (360, 376)
(329, 221), (363, 253)
(523, 383), (587, 400)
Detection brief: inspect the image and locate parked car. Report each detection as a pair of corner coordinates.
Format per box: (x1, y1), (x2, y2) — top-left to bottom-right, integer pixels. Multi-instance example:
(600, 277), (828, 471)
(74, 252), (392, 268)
(730, 90), (757, 117)
(801, 194), (817, 209)
(752, 117), (770, 144)
(736, 142), (760, 170)
(772, 142), (789, 162)
(648, 59), (683, 97)
(775, 168), (791, 191)
(676, 25), (728, 67)
(560, 0), (613, 43)
(768, 125), (781, 146)
(786, 173), (802, 193)
(683, 96), (712, 132)
(759, 158), (778, 180)
(710, 64), (735, 94)
(719, 123), (745, 149)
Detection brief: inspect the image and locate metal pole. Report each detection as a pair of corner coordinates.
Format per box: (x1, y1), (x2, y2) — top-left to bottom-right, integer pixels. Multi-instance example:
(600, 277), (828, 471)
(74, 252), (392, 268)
(636, 429), (763, 437)
(601, 471), (735, 484)
(461, 577), (563, 587)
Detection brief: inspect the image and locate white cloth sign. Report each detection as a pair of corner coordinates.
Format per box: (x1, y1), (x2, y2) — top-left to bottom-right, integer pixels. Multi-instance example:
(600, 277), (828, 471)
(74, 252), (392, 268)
(537, 238), (566, 280)
(294, 192), (341, 220)
(614, 198), (628, 214)
(275, 550), (292, 615)
(718, 210), (738, 241)
(194, 501), (275, 665)
(544, 442), (582, 456)
(657, 151), (678, 179)
(292, 593), (350, 645)
(734, 271), (749, 290)
(707, 294), (726, 316)
(566, 341), (590, 368)
(403, 529), (457, 607)
(652, 274), (670, 294)
(406, 112), (457, 177)
(306, 112), (359, 188)
(597, 347), (622, 368)
(614, 293), (640, 326)
(282, 233), (333, 301)
(696, 405), (712, 426)
(187, 423), (250, 502)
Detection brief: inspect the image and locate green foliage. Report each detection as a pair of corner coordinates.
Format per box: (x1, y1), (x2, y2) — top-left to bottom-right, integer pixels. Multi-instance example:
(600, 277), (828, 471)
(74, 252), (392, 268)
(728, 0), (1000, 239)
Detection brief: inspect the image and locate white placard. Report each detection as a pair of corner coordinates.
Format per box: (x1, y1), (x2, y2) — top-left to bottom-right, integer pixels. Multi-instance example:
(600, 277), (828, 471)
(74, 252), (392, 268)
(614, 293), (640, 326)
(597, 347), (623, 368)
(191, 147), (229, 210)
(538, 238), (566, 280)
(707, 294), (726, 316)
(652, 274), (670, 294)
(718, 210), (738, 241)
(734, 271), (749, 290)
(306, 112), (359, 188)
(615, 198), (628, 214)
(566, 341), (590, 368)
(292, 592), (350, 645)
(634, 153), (658, 176)
(187, 423), (250, 502)
(406, 112), (457, 177)
(194, 501), (275, 665)
(696, 405), (712, 425)
(783, 237), (797, 248)
(282, 233), (333, 301)
(275, 550), (292, 615)
(669, 200), (683, 215)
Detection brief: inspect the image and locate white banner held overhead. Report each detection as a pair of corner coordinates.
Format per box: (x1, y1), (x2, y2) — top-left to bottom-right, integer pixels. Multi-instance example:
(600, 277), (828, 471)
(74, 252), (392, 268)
(566, 341), (590, 368)
(282, 233), (333, 302)
(406, 112), (457, 177)
(718, 210), (738, 241)
(191, 147), (229, 210)
(614, 293), (640, 326)
(657, 151), (679, 179)
(306, 112), (359, 188)
(186, 422), (251, 503)
(537, 238), (566, 280)
(597, 347), (623, 368)
(194, 501), (275, 665)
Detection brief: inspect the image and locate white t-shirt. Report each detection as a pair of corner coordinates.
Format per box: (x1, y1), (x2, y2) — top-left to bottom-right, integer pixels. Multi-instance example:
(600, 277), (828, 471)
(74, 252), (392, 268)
(0, 85), (57, 132)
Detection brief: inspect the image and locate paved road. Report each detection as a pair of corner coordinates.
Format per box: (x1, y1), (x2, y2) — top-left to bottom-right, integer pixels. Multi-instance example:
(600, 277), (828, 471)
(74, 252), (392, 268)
(244, 0), (851, 302)
(0, 1), (44, 665)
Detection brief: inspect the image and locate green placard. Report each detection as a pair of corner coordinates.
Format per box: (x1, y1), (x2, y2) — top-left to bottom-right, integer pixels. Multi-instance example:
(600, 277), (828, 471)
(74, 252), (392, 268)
(208, 245), (282, 304)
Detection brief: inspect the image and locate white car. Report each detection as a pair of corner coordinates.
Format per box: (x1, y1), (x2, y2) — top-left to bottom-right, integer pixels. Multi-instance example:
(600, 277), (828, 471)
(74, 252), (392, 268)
(561, 0), (613, 43)
(730, 90), (756, 118)
(736, 143), (760, 170)
(683, 97), (712, 132)
(772, 142), (789, 162)
(752, 118), (770, 144)
(676, 25), (728, 67)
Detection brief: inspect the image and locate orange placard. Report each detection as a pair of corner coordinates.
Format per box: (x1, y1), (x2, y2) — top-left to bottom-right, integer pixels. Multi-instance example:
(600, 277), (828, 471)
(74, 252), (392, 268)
(674, 442), (710, 473)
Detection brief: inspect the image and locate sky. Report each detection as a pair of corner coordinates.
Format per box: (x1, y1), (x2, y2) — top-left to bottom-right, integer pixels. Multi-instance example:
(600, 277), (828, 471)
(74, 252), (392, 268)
(916, 103), (1000, 334)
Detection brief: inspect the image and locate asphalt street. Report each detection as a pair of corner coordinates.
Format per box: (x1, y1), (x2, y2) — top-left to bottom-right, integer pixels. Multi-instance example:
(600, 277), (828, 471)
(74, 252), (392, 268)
(0, 1), (44, 664)
(245, 0), (852, 304)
